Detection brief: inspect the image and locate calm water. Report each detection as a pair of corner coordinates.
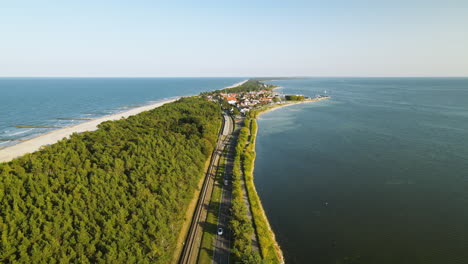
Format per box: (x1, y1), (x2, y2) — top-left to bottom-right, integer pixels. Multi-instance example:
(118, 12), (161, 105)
(254, 78), (468, 264)
(0, 77), (244, 148)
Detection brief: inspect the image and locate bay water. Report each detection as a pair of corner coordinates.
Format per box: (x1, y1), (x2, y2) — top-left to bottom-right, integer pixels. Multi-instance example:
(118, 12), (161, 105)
(255, 78), (468, 264)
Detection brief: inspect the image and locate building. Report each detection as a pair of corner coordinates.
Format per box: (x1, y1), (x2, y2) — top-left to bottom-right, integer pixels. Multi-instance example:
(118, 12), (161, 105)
(226, 97), (238, 104)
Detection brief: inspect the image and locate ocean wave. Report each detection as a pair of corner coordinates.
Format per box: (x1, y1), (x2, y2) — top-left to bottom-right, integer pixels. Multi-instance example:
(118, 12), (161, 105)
(3, 128), (35, 137)
(0, 139), (18, 148)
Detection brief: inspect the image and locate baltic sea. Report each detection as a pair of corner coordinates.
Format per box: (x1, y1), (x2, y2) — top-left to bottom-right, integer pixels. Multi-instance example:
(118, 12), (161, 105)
(0, 77), (244, 148)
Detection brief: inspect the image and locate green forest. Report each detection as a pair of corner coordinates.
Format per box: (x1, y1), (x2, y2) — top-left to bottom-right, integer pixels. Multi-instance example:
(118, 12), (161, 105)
(0, 97), (221, 263)
(284, 95), (305, 101)
(203, 80), (276, 95)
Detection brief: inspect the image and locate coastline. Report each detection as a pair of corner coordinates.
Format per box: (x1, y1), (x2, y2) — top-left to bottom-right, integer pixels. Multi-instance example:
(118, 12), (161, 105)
(0, 79), (249, 164)
(258, 97), (330, 117)
(224, 79), (248, 89)
(0, 98), (178, 163)
(242, 117), (285, 263)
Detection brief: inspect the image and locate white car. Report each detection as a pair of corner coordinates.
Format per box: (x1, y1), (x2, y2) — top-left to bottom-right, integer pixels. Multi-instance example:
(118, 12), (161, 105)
(224, 179), (228, 186)
(217, 227), (223, 235)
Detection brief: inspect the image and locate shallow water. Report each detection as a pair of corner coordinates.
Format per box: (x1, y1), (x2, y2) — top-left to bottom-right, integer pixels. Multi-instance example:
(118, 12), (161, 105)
(254, 78), (468, 264)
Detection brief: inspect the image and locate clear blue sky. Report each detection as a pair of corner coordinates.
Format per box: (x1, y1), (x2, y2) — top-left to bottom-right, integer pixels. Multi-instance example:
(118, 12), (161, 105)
(1, 1), (467, 77)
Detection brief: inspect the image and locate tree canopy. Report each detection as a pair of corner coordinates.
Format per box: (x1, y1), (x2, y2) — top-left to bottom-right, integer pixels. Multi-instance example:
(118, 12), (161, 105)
(0, 97), (221, 263)
(202, 80), (276, 96)
(284, 95), (305, 101)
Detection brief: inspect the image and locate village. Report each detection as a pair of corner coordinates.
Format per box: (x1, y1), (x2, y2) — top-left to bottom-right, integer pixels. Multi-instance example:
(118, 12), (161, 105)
(205, 88), (328, 115)
(204, 88), (278, 114)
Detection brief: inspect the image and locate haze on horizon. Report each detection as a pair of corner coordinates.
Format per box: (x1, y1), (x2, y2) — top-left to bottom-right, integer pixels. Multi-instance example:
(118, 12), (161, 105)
(1, 0), (467, 77)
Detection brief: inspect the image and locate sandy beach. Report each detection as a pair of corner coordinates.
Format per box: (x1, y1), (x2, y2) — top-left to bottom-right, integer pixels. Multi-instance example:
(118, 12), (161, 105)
(0, 80), (251, 164)
(224, 79), (248, 89)
(258, 97), (331, 117)
(0, 98), (178, 163)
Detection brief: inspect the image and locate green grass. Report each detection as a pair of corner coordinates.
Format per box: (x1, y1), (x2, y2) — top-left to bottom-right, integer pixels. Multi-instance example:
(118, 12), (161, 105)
(197, 145), (227, 264)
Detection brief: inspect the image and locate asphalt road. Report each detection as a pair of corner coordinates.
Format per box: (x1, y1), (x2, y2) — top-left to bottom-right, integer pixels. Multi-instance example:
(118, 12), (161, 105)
(179, 112), (233, 264)
(212, 117), (239, 264)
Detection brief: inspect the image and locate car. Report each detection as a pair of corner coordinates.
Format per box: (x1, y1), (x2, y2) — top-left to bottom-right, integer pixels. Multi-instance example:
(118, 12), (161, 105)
(217, 227), (223, 235)
(224, 179), (228, 186)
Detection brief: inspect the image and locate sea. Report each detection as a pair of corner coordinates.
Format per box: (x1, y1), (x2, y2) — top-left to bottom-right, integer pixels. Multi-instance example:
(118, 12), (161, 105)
(254, 78), (468, 264)
(0, 77), (244, 148)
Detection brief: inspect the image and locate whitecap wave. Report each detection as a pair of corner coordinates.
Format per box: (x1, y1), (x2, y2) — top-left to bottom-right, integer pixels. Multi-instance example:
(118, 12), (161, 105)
(3, 128), (35, 137)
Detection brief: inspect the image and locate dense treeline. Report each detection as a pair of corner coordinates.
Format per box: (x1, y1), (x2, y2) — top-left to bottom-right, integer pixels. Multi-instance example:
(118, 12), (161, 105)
(0, 97), (221, 263)
(221, 80), (271, 94)
(284, 94), (305, 101)
(229, 119), (262, 263)
(202, 80), (275, 96)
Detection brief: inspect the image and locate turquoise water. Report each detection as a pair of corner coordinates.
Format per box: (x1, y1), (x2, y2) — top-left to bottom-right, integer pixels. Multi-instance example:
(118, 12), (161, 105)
(0, 77), (244, 148)
(254, 78), (468, 264)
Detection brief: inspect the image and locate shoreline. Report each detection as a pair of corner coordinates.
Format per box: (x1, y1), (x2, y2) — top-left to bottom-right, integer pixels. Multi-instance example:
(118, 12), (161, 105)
(224, 79), (248, 89)
(0, 98), (179, 163)
(250, 120), (284, 263)
(243, 117), (285, 263)
(258, 97), (331, 117)
(0, 80), (250, 164)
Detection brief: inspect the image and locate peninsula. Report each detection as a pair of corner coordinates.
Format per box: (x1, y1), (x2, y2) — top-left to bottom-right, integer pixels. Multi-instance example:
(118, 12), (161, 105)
(0, 80), (329, 263)
(200, 80), (330, 263)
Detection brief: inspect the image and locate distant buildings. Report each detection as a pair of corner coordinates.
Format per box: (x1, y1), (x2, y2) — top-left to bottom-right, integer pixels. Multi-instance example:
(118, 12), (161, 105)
(209, 89), (279, 114)
(206, 86), (308, 116)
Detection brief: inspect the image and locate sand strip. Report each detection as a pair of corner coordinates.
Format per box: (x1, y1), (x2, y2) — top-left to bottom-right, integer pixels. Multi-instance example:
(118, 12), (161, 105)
(224, 79), (248, 89)
(0, 98), (178, 163)
(258, 97), (330, 117)
(0, 79), (251, 163)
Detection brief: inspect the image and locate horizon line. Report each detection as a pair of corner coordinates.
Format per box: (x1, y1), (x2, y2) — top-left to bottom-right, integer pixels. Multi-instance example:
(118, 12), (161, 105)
(0, 76), (467, 78)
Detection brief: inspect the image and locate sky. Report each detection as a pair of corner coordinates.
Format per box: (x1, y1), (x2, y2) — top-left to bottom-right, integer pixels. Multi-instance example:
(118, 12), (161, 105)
(1, 0), (467, 77)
